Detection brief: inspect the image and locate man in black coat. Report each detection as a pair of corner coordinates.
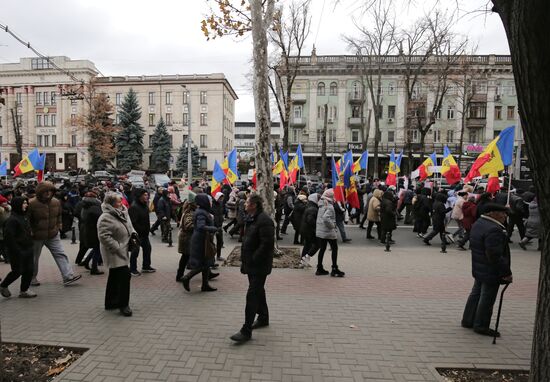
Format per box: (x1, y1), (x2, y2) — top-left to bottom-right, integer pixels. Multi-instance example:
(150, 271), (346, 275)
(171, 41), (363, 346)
(230, 194), (274, 343)
(212, 192), (225, 262)
(461, 203), (512, 337)
(129, 189), (155, 276)
(423, 193), (452, 245)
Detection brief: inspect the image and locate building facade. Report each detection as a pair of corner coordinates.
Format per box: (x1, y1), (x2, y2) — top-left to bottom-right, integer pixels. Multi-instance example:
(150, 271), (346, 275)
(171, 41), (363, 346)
(279, 53), (522, 175)
(0, 56), (237, 172)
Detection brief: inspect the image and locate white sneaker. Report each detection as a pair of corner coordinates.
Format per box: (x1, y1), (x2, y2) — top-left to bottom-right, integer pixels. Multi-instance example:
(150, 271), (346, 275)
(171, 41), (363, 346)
(19, 290), (37, 298)
(303, 255), (312, 267)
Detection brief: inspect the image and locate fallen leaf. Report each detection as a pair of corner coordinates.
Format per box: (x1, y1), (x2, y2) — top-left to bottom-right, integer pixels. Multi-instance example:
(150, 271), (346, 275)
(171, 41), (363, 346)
(55, 354), (72, 365)
(47, 365), (67, 376)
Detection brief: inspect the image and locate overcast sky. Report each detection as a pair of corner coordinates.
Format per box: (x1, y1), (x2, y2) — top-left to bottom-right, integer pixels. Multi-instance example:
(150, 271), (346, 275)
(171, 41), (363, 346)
(0, 0), (508, 121)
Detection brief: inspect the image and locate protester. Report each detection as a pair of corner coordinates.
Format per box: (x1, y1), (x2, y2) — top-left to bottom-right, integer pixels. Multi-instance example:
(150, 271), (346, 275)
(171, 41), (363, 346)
(457, 196), (478, 250)
(97, 192), (135, 317)
(506, 190), (528, 242)
(149, 187), (165, 236)
(400, 186), (415, 225)
(156, 189), (172, 243)
(176, 192), (197, 282)
(380, 191), (397, 244)
(300, 193), (319, 267)
(0, 197), (36, 298)
(366, 189), (383, 240)
(230, 194), (274, 343)
(280, 186), (295, 235)
(212, 192), (225, 262)
(59, 192), (74, 239)
(461, 203), (512, 337)
(80, 191), (104, 275)
(0, 194), (10, 264)
(274, 188), (284, 240)
(519, 197), (540, 250)
(413, 188), (432, 237)
(451, 191), (468, 240)
(28, 181), (81, 286)
(291, 194), (307, 245)
(334, 200), (351, 243)
(358, 187), (371, 229)
(314, 189), (345, 277)
(223, 187), (239, 233)
(181, 194), (219, 292)
(423, 193), (452, 246)
(129, 189), (155, 276)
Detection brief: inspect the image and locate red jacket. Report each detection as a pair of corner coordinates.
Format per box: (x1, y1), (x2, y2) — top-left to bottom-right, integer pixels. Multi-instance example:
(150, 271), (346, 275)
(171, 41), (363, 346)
(462, 201), (478, 231)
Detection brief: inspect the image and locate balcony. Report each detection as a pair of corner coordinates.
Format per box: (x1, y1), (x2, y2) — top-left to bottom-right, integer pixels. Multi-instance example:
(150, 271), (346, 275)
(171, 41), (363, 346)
(292, 94), (307, 104)
(291, 117), (306, 127)
(348, 92), (364, 104)
(466, 119), (486, 129)
(348, 117), (365, 127)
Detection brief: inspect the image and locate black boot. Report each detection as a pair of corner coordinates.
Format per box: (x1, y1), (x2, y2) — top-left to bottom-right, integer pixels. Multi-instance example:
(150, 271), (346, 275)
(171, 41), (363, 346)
(201, 269), (217, 292)
(315, 266), (329, 276)
(330, 266), (345, 277)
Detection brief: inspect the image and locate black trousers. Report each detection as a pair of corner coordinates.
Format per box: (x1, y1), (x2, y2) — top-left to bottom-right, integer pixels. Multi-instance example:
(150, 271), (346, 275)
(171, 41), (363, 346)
(216, 230), (223, 257)
(274, 212), (282, 237)
(507, 216), (526, 240)
(317, 238), (338, 268)
(423, 228), (447, 244)
(241, 274), (269, 336)
(105, 266), (131, 310)
(367, 221), (381, 239)
(302, 236), (319, 258)
(176, 254), (189, 280)
(0, 253), (33, 292)
(281, 212), (291, 233)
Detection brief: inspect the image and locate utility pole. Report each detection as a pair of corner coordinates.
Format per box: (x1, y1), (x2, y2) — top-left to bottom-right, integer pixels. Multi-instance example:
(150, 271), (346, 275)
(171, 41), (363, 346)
(10, 105), (23, 160)
(321, 103), (328, 182)
(182, 85), (192, 184)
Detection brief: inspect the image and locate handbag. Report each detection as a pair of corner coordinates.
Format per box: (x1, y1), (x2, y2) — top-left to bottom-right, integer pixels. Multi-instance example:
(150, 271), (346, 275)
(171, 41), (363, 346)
(204, 232), (217, 259)
(128, 232), (141, 253)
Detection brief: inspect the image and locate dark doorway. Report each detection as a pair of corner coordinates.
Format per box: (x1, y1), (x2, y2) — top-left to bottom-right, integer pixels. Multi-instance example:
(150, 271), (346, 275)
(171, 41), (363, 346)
(65, 153), (77, 171)
(45, 153), (56, 172)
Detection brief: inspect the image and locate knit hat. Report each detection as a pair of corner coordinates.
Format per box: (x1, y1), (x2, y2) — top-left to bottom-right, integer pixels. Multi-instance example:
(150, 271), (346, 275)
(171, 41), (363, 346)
(214, 192), (224, 201)
(321, 188), (335, 204)
(297, 194), (307, 202)
(187, 191), (196, 204)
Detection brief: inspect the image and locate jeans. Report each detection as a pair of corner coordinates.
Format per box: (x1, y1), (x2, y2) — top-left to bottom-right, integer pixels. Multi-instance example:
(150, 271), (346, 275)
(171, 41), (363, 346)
(317, 238), (338, 268)
(33, 233), (75, 281)
(105, 266), (131, 310)
(336, 220), (348, 241)
(241, 274), (269, 337)
(462, 279), (500, 330)
(130, 234), (152, 272)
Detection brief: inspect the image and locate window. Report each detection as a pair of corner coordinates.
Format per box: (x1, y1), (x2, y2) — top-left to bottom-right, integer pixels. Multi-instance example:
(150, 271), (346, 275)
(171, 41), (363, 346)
(328, 129), (336, 142)
(407, 129), (419, 143)
(0, 116), (2, 127)
(329, 106), (337, 120)
(494, 130), (502, 139)
(447, 130), (454, 143)
(0, 136), (2, 146)
(116, 93), (122, 105)
(388, 82), (395, 96)
(37, 135), (43, 147)
(51, 114), (56, 126)
(148, 135), (154, 147)
(183, 113), (189, 126)
(508, 81), (516, 96)
(148, 92), (155, 105)
(166, 113), (172, 126)
(447, 106), (455, 120)
(316, 129), (324, 143)
(293, 105), (303, 118)
(469, 130), (478, 143)
(351, 105), (361, 118)
(329, 82), (338, 96)
(44, 135), (50, 147)
(169, 135), (173, 148)
(200, 113), (207, 126)
(182, 134), (188, 144)
(200, 134), (207, 148)
(71, 134), (77, 147)
(36, 92), (43, 105)
(494, 106), (503, 120)
(43, 92), (49, 105)
(469, 103), (487, 119)
(388, 131), (395, 143)
(36, 115), (43, 127)
(52, 135), (57, 146)
(435, 109), (442, 119)
(317, 82), (325, 96)
(292, 128), (302, 143)
(352, 81), (361, 98)
(115, 114), (121, 125)
(31, 57), (53, 70)
(51, 92), (56, 105)
(507, 106), (515, 119)
(16, 93), (22, 105)
(71, 114), (76, 126)
(433, 130), (441, 143)
(44, 115), (50, 127)
(317, 105), (324, 119)
(71, 98), (77, 105)
(200, 91), (207, 104)
(149, 113), (155, 126)
(183, 91), (189, 104)
(388, 105), (396, 119)
(165, 92), (172, 105)
(351, 130), (360, 142)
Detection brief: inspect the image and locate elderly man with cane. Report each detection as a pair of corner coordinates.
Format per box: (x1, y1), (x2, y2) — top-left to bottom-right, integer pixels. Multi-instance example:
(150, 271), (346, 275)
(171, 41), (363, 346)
(461, 203), (513, 337)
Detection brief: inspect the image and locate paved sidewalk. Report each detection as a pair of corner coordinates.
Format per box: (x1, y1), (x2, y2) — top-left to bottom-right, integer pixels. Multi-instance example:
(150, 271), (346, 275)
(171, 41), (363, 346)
(0, 226), (539, 381)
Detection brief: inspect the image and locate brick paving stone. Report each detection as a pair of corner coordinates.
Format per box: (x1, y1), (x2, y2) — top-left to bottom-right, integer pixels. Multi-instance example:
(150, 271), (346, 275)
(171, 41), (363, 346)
(0, 224), (537, 381)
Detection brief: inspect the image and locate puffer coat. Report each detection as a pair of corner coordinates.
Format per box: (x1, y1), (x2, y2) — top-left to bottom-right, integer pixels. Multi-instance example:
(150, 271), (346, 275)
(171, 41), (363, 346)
(188, 194), (219, 269)
(28, 181), (62, 240)
(97, 203), (135, 269)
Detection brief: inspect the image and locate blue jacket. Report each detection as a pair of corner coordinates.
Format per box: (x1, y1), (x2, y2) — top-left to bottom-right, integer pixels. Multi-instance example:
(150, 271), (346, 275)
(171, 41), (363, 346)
(470, 215), (512, 284)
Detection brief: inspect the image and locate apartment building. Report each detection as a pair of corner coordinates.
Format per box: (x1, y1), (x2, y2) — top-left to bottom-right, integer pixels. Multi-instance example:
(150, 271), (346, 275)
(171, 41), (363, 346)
(0, 56), (237, 171)
(279, 51), (522, 174)
(234, 121), (281, 153)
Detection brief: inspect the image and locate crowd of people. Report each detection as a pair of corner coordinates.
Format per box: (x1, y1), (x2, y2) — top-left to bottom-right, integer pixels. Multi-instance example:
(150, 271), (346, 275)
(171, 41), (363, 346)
(0, 172), (539, 341)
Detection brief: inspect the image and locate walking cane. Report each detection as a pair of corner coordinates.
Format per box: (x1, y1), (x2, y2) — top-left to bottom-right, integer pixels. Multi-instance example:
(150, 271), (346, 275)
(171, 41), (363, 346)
(493, 282), (511, 344)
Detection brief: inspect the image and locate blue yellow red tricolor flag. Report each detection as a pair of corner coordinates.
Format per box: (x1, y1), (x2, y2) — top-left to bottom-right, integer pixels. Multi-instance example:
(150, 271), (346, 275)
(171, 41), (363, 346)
(385, 149), (398, 186)
(331, 158), (346, 203)
(343, 162), (360, 209)
(416, 152), (437, 181)
(13, 148), (40, 177)
(221, 149), (238, 184)
(211, 160), (227, 196)
(441, 146), (461, 185)
(464, 126), (515, 183)
(352, 151), (368, 173)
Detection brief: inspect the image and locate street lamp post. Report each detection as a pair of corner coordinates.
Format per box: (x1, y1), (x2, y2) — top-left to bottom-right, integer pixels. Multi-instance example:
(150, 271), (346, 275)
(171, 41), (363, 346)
(182, 85), (192, 184)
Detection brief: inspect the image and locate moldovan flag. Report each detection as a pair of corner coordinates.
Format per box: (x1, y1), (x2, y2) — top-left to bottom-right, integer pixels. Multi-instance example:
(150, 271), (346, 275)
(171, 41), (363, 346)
(441, 146), (462, 185)
(13, 148), (39, 177)
(272, 159), (288, 191)
(0, 161), (7, 176)
(221, 149), (238, 184)
(385, 149), (398, 186)
(331, 158), (346, 203)
(344, 163), (360, 209)
(416, 152), (437, 181)
(464, 126), (515, 183)
(211, 160), (227, 196)
(486, 173), (501, 194)
(251, 170), (257, 190)
(352, 151), (368, 173)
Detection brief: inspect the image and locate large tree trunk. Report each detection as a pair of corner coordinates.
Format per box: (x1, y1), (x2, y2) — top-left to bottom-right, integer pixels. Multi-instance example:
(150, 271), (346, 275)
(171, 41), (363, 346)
(251, 0), (275, 217)
(419, 129), (427, 163)
(373, 117), (380, 178)
(282, 114), (290, 153)
(492, 1), (550, 381)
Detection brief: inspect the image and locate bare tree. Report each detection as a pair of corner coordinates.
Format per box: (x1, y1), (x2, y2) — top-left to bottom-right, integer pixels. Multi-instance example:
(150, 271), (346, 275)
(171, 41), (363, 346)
(268, 0), (312, 152)
(344, 0), (397, 178)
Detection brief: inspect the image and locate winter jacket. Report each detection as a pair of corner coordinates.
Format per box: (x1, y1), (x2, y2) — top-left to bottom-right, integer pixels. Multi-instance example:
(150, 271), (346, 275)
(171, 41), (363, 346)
(178, 201), (196, 255)
(60, 197), (74, 233)
(462, 201), (478, 231)
(97, 203), (135, 269)
(367, 189), (383, 222)
(28, 182), (62, 240)
(240, 210), (274, 276)
(226, 192), (238, 219)
(431, 194), (452, 231)
(128, 199), (151, 237)
(212, 199), (224, 227)
(188, 194), (219, 269)
(470, 215), (512, 284)
(236, 192), (247, 225)
(451, 197), (465, 220)
(316, 200), (338, 240)
(380, 192), (397, 232)
(291, 198), (307, 232)
(284, 191), (296, 214)
(334, 202), (346, 223)
(3, 197), (33, 260)
(81, 197), (102, 249)
(525, 201), (540, 238)
(301, 196), (319, 241)
(156, 194), (172, 220)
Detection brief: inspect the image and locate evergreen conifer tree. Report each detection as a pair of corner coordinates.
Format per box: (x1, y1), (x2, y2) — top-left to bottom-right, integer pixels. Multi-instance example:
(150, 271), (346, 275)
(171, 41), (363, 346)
(116, 88), (144, 172)
(150, 117), (171, 173)
(176, 142), (200, 177)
